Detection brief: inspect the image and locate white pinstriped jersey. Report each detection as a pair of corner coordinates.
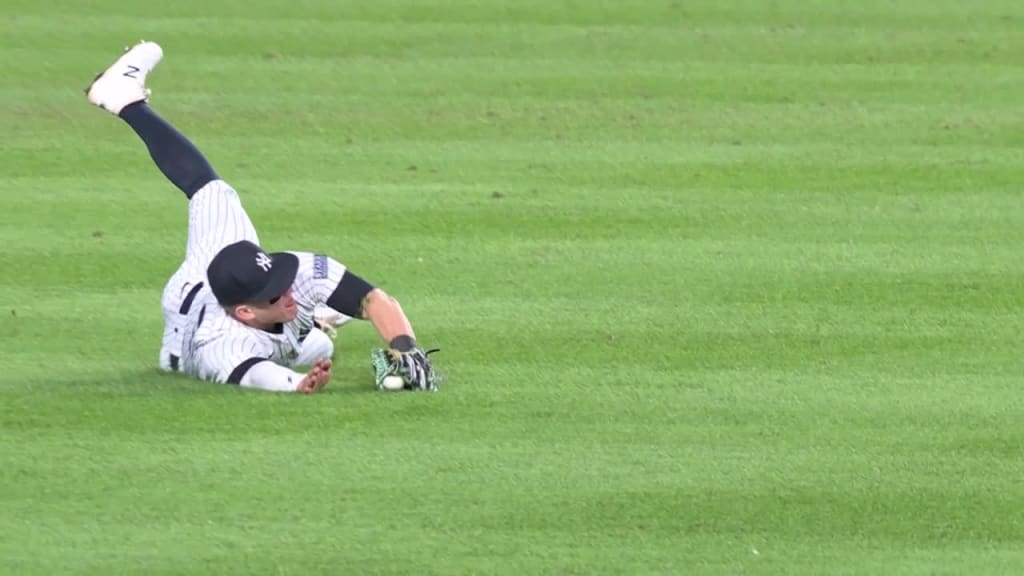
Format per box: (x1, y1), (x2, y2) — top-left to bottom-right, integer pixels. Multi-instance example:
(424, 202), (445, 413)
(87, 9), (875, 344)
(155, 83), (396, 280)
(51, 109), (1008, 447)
(179, 252), (348, 383)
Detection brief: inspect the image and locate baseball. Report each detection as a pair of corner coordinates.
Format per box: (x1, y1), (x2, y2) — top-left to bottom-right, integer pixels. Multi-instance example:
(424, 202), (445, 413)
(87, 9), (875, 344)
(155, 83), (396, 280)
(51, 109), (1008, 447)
(382, 375), (405, 391)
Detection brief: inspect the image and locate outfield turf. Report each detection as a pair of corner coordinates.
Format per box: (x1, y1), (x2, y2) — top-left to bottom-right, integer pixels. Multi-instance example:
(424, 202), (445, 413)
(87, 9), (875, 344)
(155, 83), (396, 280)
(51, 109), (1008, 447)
(2, 1), (1023, 574)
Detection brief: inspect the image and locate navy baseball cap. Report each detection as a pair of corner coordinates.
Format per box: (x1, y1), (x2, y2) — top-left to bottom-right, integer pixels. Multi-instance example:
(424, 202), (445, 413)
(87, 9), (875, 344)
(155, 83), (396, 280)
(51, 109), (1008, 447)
(206, 240), (299, 306)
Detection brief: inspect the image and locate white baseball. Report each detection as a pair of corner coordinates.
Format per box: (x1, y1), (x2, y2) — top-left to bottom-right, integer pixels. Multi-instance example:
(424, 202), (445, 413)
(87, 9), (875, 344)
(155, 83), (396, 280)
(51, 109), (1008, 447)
(382, 375), (405, 391)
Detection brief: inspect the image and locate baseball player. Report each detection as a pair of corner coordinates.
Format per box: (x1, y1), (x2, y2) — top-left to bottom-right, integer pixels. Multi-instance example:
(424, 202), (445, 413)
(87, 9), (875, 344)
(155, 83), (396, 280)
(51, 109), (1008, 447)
(85, 41), (439, 394)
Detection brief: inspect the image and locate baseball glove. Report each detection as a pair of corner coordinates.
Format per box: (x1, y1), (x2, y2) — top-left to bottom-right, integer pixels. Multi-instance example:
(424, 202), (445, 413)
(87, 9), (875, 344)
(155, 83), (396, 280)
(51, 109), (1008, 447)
(371, 347), (442, 392)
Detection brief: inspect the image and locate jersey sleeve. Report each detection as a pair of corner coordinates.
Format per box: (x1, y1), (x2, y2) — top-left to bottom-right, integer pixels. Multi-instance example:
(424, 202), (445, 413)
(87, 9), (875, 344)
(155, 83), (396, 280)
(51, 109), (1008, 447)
(239, 361), (306, 392)
(193, 332), (276, 385)
(289, 252), (348, 308)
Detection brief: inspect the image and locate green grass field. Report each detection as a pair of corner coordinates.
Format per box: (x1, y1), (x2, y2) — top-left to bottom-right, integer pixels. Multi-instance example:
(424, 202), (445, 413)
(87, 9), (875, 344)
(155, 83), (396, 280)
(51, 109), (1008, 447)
(2, 1), (1023, 574)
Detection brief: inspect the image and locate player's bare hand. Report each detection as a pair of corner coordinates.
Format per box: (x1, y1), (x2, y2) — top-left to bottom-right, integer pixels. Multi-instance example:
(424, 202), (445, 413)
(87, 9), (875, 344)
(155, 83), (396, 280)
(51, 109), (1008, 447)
(296, 359), (332, 394)
(314, 358), (332, 381)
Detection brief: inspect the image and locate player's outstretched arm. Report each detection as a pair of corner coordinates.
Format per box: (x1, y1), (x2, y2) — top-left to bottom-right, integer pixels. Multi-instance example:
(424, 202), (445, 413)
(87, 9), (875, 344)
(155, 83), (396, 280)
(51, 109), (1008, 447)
(361, 289), (440, 392)
(318, 267), (422, 352)
(361, 289), (416, 345)
(239, 359), (332, 393)
(301, 257), (439, 391)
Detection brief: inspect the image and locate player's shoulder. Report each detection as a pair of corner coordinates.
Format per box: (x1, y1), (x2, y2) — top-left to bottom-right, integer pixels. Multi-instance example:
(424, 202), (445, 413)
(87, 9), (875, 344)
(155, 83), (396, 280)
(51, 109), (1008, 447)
(287, 251), (325, 267)
(289, 251), (342, 283)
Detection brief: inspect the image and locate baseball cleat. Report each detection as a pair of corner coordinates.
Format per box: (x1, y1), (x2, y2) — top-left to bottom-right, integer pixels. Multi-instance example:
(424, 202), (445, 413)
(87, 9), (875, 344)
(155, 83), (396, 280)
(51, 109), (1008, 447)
(85, 41), (163, 115)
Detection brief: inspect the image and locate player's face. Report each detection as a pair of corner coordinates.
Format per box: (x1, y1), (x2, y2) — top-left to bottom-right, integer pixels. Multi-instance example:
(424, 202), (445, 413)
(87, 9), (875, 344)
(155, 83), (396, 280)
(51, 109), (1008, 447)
(243, 285), (298, 326)
(267, 285), (299, 322)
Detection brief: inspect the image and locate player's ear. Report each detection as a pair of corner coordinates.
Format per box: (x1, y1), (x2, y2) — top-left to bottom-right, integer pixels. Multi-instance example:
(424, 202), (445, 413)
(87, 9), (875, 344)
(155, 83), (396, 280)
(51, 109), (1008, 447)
(233, 304), (255, 322)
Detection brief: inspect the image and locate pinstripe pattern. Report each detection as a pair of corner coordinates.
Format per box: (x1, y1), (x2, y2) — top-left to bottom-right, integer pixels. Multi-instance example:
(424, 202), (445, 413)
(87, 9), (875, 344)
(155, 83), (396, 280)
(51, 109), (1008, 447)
(159, 179), (260, 369)
(172, 253), (348, 384)
(182, 298), (277, 383)
(291, 252), (348, 307)
(157, 177), (350, 385)
(185, 179), (260, 271)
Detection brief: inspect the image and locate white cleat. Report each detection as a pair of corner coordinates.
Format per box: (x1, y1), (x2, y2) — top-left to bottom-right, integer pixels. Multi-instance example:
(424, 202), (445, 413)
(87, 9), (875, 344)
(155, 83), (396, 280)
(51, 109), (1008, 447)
(85, 41), (164, 115)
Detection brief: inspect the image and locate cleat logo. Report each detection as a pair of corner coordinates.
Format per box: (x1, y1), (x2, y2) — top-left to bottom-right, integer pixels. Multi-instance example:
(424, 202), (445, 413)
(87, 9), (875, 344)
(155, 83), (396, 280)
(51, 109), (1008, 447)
(123, 65), (141, 79)
(255, 252), (273, 272)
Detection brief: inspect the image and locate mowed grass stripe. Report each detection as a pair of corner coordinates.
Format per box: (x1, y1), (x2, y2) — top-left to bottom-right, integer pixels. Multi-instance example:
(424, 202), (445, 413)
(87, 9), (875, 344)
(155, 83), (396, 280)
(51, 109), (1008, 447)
(2, 0), (1024, 574)
(4, 9), (1024, 68)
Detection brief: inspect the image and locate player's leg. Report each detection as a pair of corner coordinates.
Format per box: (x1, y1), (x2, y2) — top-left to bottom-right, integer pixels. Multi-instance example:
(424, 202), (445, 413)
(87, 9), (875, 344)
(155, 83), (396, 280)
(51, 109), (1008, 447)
(88, 42), (218, 200)
(87, 41), (260, 261)
(120, 102), (261, 264)
(122, 102), (259, 366)
(87, 41), (259, 368)
(156, 181), (260, 370)
(119, 102), (219, 203)
(158, 267), (199, 371)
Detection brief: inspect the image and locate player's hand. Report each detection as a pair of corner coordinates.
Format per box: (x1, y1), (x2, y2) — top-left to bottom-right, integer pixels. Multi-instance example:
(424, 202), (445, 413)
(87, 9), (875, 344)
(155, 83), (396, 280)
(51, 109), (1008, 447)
(296, 359), (332, 394)
(372, 348), (441, 391)
(399, 348), (439, 391)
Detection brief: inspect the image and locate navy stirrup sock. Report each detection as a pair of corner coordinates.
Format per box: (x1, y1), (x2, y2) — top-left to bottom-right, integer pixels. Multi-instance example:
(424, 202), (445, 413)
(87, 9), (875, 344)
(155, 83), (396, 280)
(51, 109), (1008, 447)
(119, 102), (218, 199)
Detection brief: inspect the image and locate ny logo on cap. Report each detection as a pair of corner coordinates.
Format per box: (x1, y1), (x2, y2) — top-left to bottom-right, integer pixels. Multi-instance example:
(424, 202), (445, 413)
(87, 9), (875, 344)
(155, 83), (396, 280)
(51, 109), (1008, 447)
(255, 252), (273, 272)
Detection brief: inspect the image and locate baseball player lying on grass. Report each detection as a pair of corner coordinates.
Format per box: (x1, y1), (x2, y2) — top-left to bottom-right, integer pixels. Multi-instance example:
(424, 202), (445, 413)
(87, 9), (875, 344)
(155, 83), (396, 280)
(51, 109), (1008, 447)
(85, 41), (439, 394)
